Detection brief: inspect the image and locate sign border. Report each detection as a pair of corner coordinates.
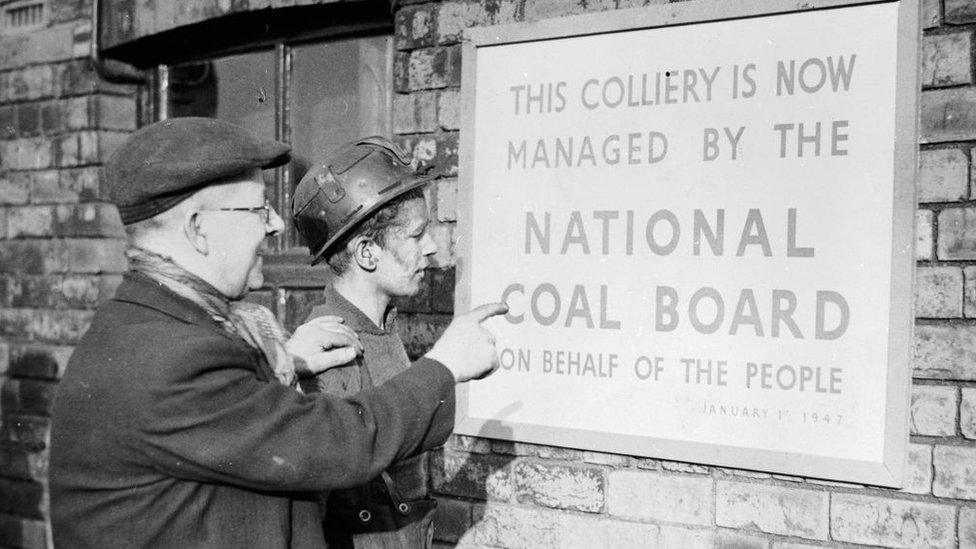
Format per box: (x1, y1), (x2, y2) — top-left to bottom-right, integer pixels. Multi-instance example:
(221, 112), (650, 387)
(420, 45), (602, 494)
(455, 0), (918, 487)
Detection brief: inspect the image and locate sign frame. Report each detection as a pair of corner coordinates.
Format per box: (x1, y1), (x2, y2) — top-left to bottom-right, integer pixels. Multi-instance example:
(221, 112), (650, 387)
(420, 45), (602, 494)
(455, 0), (918, 487)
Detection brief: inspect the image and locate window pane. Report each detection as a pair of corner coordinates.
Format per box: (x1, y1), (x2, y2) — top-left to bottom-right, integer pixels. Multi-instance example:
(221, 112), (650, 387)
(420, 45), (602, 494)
(168, 51), (276, 141)
(289, 35), (392, 174)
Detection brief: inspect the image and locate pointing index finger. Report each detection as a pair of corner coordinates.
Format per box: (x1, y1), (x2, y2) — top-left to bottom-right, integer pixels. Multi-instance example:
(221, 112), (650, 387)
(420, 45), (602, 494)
(466, 302), (509, 323)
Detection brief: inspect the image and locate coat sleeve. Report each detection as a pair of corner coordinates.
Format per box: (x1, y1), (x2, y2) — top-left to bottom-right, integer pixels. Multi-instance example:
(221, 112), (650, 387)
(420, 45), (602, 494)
(131, 327), (455, 493)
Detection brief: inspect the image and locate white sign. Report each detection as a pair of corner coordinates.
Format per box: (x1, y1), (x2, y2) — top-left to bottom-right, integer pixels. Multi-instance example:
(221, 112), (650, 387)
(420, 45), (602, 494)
(456, 0), (917, 486)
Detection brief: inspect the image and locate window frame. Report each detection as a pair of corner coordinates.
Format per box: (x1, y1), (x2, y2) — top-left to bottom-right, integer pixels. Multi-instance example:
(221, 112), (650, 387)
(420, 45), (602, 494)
(153, 20), (395, 254)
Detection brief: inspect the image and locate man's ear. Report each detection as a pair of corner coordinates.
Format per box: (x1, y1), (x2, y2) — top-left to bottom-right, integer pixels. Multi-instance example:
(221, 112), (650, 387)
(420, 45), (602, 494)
(352, 238), (378, 272)
(183, 211), (210, 255)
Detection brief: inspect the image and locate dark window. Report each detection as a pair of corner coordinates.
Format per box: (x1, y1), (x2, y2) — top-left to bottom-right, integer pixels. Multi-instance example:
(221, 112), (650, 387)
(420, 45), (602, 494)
(165, 33), (393, 252)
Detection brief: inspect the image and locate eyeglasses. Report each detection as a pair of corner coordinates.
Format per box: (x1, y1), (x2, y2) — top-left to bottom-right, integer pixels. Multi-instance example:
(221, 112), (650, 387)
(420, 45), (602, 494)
(200, 199), (274, 226)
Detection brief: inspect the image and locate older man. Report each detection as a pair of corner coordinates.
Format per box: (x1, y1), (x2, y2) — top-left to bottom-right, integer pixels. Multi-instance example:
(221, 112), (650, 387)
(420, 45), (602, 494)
(49, 118), (504, 548)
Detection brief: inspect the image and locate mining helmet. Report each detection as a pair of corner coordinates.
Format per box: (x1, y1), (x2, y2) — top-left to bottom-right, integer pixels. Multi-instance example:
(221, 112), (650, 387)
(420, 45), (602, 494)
(292, 136), (432, 266)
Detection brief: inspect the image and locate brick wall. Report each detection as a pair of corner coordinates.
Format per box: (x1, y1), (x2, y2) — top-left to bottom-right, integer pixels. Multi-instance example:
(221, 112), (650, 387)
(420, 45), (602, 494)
(0, 1), (139, 547)
(391, 0), (976, 547)
(3, 0), (976, 548)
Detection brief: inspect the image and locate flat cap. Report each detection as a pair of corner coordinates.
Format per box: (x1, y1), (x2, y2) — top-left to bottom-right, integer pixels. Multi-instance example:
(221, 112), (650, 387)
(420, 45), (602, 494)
(106, 117), (291, 225)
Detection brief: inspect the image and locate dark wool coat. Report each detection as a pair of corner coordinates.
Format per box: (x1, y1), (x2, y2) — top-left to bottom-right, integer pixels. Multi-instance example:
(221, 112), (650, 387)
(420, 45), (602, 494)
(49, 272), (455, 548)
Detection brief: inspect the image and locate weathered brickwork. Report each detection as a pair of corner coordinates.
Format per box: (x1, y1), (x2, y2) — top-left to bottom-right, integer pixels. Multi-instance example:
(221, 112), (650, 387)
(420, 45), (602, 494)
(0, 2), (139, 546)
(406, 0), (976, 546)
(3, 1), (976, 548)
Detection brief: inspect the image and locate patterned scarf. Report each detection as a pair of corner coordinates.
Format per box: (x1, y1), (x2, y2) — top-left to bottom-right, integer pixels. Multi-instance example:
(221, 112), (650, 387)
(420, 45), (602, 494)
(126, 246), (298, 388)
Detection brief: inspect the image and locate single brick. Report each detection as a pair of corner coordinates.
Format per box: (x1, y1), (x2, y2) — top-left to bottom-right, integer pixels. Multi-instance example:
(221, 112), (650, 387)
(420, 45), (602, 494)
(938, 208), (976, 259)
(946, 0), (976, 23)
(830, 493), (955, 548)
(661, 460), (709, 474)
(436, 1), (520, 44)
(0, 378), (58, 416)
(41, 100), (65, 134)
(9, 344), (73, 380)
(514, 461), (604, 512)
(6, 66), (55, 102)
(393, 51), (411, 93)
(921, 88), (976, 143)
(917, 209), (934, 260)
(432, 496), (471, 543)
(394, 91), (438, 134)
(15, 103), (40, 137)
(961, 507), (976, 548)
(715, 481), (828, 540)
(7, 206), (54, 238)
(914, 324), (976, 380)
(393, 94), (417, 134)
(4, 138), (53, 170)
(0, 478), (45, 520)
(65, 96), (90, 130)
(395, 4), (438, 50)
(962, 388), (976, 439)
(0, 241), (46, 274)
(922, 0), (941, 28)
(607, 470), (711, 525)
(430, 450), (514, 501)
(0, 444), (47, 482)
(0, 174), (30, 205)
(933, 445), (976, 499)
(0, 413), (49, 452)
(437, 89), (459, 131)
(536, 445), (583, 460)
(900, 443), (933, 495)
(522, 0), (600, 22)
(467, 502), (560, 548)
(406, 46), (462, 91)
(918, 148), (967, 202)
(915, 265), (963, 318)
(910, 384), (958, 435)
(0, 513), (47, 548)
(398, 133), (459, 178)
(921, 32), (973, 88)
(554, 513), (663, 549)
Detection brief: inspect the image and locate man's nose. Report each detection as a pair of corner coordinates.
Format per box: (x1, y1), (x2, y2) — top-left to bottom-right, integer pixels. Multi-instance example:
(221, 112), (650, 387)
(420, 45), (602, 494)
(267, 207), (286, 235)
(421, 231), (437, 256)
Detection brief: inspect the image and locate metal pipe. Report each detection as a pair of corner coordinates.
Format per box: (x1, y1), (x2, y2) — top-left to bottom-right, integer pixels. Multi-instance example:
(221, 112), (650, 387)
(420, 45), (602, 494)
(90, 0), (148, 84)
(274, 43), (292, 251)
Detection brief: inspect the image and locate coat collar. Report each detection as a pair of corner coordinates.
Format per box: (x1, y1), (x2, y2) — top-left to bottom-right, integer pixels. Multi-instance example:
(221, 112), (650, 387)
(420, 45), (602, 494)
(114, 271), (228, 329)
(112, 271), (276, 383)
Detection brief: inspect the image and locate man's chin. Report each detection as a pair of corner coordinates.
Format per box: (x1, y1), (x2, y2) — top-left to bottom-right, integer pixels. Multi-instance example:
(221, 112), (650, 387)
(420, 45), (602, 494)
(244, 259), (265, 293)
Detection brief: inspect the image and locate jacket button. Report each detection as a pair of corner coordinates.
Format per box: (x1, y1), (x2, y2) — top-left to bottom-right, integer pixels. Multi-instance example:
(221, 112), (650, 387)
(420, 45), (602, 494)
(358, 510), (371, 523)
